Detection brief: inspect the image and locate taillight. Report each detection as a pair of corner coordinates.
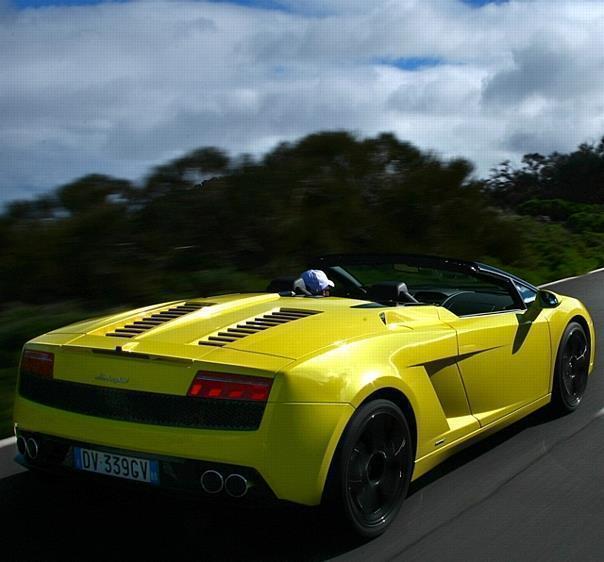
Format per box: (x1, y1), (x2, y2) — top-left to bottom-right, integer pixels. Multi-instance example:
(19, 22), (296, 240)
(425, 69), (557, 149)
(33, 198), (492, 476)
(187, 372), (273, 402)
(21, 350), (54, 379)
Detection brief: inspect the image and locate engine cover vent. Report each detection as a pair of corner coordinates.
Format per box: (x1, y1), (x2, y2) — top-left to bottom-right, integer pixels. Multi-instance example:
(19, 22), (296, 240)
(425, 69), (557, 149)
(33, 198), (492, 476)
(199, 308), (322, 347)
(106, 302), (212, 339)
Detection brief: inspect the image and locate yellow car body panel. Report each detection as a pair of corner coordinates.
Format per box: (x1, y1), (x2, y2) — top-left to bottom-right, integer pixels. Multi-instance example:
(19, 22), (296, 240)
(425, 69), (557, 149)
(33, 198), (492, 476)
(445, 310), (552, 426)
(13, 289), (595, 506)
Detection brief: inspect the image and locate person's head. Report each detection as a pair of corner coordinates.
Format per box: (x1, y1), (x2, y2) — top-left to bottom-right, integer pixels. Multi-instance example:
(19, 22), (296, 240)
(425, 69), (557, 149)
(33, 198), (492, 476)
(301, 269), (335, 296)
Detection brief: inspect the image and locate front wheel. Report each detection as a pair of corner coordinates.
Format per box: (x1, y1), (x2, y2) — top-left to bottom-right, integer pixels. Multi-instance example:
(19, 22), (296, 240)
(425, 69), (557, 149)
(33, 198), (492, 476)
(551, 321), (590, 414)
(324, 399), (413, 538)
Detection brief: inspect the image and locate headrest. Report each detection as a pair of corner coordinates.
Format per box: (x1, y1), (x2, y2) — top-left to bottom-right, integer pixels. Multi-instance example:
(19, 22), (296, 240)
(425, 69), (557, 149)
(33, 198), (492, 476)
(292, 278), (310, 295)
(366, 281), (414, 305)
(266, 277), (310, 296)
(266, 277), (297, 293)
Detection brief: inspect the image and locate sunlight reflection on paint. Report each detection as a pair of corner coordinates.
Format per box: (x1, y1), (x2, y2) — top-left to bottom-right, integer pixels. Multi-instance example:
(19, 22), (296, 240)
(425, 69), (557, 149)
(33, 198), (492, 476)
(360, 370), (381, 387)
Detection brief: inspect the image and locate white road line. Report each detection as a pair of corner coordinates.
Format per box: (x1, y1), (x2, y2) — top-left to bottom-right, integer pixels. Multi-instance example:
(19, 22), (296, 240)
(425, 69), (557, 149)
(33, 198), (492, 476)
(539, 266), (604, 288)
(0, 436), (16, 449)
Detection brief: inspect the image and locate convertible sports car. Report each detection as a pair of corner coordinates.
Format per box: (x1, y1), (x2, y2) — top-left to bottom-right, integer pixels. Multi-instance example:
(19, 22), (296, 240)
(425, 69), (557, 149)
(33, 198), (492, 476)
(13, 254), (595, 537)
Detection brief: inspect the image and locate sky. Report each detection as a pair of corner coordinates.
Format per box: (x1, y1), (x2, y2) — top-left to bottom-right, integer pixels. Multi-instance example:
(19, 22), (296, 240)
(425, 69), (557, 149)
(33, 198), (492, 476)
(2, 0), (604, 202)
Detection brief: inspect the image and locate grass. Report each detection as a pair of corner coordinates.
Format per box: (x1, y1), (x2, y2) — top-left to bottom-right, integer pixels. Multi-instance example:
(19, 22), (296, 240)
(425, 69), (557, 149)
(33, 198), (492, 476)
(0, 302), (107, 439)
(0, 368), (16, 439)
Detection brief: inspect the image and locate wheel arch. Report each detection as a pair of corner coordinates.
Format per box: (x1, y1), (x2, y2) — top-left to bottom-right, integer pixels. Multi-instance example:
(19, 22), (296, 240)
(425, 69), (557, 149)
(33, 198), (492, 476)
(358, 387), (417, 460)
(546, 297), (596, 392)
(550, 314), (594, 386)
(320, 386), (418, 503)
(549, 314), (592, 413)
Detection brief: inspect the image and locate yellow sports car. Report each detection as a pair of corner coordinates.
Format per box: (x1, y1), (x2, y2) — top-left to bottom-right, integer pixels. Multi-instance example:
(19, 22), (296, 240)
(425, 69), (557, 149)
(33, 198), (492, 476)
(13, 254), (595, 537)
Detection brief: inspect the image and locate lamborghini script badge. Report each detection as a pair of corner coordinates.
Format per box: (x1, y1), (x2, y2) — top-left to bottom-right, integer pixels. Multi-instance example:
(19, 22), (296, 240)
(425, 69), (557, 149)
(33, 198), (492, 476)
(95, 374), (129, 384)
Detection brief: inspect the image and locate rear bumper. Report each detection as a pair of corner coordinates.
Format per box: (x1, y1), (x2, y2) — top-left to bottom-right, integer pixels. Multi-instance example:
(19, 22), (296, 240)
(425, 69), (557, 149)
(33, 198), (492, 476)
(15, 430), (277, 503)
(13, 396), (353, 506)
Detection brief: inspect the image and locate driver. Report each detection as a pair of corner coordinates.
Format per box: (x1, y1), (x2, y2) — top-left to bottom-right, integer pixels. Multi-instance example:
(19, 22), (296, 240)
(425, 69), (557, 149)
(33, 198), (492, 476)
(301, 269), (335, 296)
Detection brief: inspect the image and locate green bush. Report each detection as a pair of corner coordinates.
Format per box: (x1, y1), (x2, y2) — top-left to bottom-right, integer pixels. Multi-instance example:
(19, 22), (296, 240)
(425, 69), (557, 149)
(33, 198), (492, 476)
(0, 303), (101, 368)
(516, 199), (584, 221)
(0, 303), (109, 438)
(567, 211), (604, 233)
(501, 217), (604, 284)
(0, 368), (16, 439)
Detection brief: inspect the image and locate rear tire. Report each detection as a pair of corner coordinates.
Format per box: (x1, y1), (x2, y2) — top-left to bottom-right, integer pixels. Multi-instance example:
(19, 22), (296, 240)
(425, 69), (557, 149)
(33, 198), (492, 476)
(324, 399), (413, 539)
(551, 321), (590, 414)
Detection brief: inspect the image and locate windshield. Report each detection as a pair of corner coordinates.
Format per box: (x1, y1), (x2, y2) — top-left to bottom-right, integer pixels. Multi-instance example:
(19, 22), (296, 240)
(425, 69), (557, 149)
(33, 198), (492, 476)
(342, 263), (498, 293)
(316, 256), (524, 315)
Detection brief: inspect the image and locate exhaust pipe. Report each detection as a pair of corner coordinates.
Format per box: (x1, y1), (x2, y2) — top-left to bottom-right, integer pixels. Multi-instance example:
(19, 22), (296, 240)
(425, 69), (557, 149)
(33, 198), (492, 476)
(16, 436), (27, 456)
(25, 437), (39, 459)
(224, 474), (249, 498)
(200, 470), (224, 494)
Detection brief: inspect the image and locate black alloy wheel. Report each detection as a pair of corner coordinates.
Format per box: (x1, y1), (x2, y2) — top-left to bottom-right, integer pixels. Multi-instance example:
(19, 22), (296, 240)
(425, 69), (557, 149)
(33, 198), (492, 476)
(326, 399), (413, 538)
(552, 321), (590, 413)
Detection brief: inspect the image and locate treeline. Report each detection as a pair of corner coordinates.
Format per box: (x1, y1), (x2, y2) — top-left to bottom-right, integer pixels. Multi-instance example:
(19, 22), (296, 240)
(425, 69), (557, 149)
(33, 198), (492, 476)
(487, 140), (604, 233)
(2, 131), (604, 307)
(487, 139), (604, 206)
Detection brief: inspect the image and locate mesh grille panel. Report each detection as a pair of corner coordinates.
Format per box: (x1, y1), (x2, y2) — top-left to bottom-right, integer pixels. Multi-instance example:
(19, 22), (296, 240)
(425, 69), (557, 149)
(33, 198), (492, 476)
(19, 374), (266, 431)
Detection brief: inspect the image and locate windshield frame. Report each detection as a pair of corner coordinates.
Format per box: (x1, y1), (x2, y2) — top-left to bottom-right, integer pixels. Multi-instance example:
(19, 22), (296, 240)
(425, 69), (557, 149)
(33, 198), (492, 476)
(312, 254), (528, 312)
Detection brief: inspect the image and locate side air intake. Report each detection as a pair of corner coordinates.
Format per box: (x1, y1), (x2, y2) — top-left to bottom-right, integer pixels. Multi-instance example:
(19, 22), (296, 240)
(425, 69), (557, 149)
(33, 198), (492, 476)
(199, 308), (322, 347)
(106, 302), (212, 339)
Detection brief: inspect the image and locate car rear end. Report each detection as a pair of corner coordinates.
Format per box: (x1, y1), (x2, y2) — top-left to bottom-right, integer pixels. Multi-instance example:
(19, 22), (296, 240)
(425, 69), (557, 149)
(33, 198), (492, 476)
(13, 333), (353, 506)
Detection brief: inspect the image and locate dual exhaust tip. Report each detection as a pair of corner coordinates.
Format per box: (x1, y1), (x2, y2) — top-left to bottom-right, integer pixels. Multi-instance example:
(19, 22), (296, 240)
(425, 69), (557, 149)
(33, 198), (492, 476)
(200, 470), (250, 498)
(17, 436), (39, 460)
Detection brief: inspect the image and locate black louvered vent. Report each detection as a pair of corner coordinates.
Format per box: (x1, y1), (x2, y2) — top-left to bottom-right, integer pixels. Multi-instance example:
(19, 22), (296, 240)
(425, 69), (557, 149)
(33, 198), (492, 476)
(199, 308), (322, 348)
(106, 302), (211, 339)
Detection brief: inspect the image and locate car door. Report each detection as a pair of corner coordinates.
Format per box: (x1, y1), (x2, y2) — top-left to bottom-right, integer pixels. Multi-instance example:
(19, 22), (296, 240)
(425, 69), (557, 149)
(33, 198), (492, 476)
(444, 280), (551, 427)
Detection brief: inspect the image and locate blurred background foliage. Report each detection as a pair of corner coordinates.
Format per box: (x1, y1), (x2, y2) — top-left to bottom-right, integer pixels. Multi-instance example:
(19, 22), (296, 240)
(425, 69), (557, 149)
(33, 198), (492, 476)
(2, 130), (604, 436)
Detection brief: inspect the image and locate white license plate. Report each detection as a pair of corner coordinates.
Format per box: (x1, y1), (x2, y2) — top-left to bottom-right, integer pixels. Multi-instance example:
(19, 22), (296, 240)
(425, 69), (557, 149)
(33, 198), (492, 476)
(73, 447), (159, 485)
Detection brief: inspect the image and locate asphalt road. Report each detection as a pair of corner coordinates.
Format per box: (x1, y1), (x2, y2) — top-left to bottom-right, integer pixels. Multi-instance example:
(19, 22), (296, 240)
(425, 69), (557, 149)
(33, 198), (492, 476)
(2, 271), (604, 561)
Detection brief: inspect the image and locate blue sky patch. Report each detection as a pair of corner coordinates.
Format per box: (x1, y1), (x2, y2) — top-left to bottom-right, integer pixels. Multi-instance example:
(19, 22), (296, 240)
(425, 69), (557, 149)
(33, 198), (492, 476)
(14, 0), (123, 7)
(13, 0), (286, 9)
(463, 0), (507, 6)
(206, 0), (289, 9)
(378, 57), (444, 71)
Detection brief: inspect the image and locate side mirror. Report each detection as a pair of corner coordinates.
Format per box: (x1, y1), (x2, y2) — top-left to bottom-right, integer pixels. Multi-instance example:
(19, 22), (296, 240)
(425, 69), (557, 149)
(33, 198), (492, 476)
(538, 290), (560, 308)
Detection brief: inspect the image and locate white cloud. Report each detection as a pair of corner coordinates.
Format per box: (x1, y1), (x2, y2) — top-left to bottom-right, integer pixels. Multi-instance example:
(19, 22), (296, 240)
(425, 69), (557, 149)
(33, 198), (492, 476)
(3, 0), (604, 200)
